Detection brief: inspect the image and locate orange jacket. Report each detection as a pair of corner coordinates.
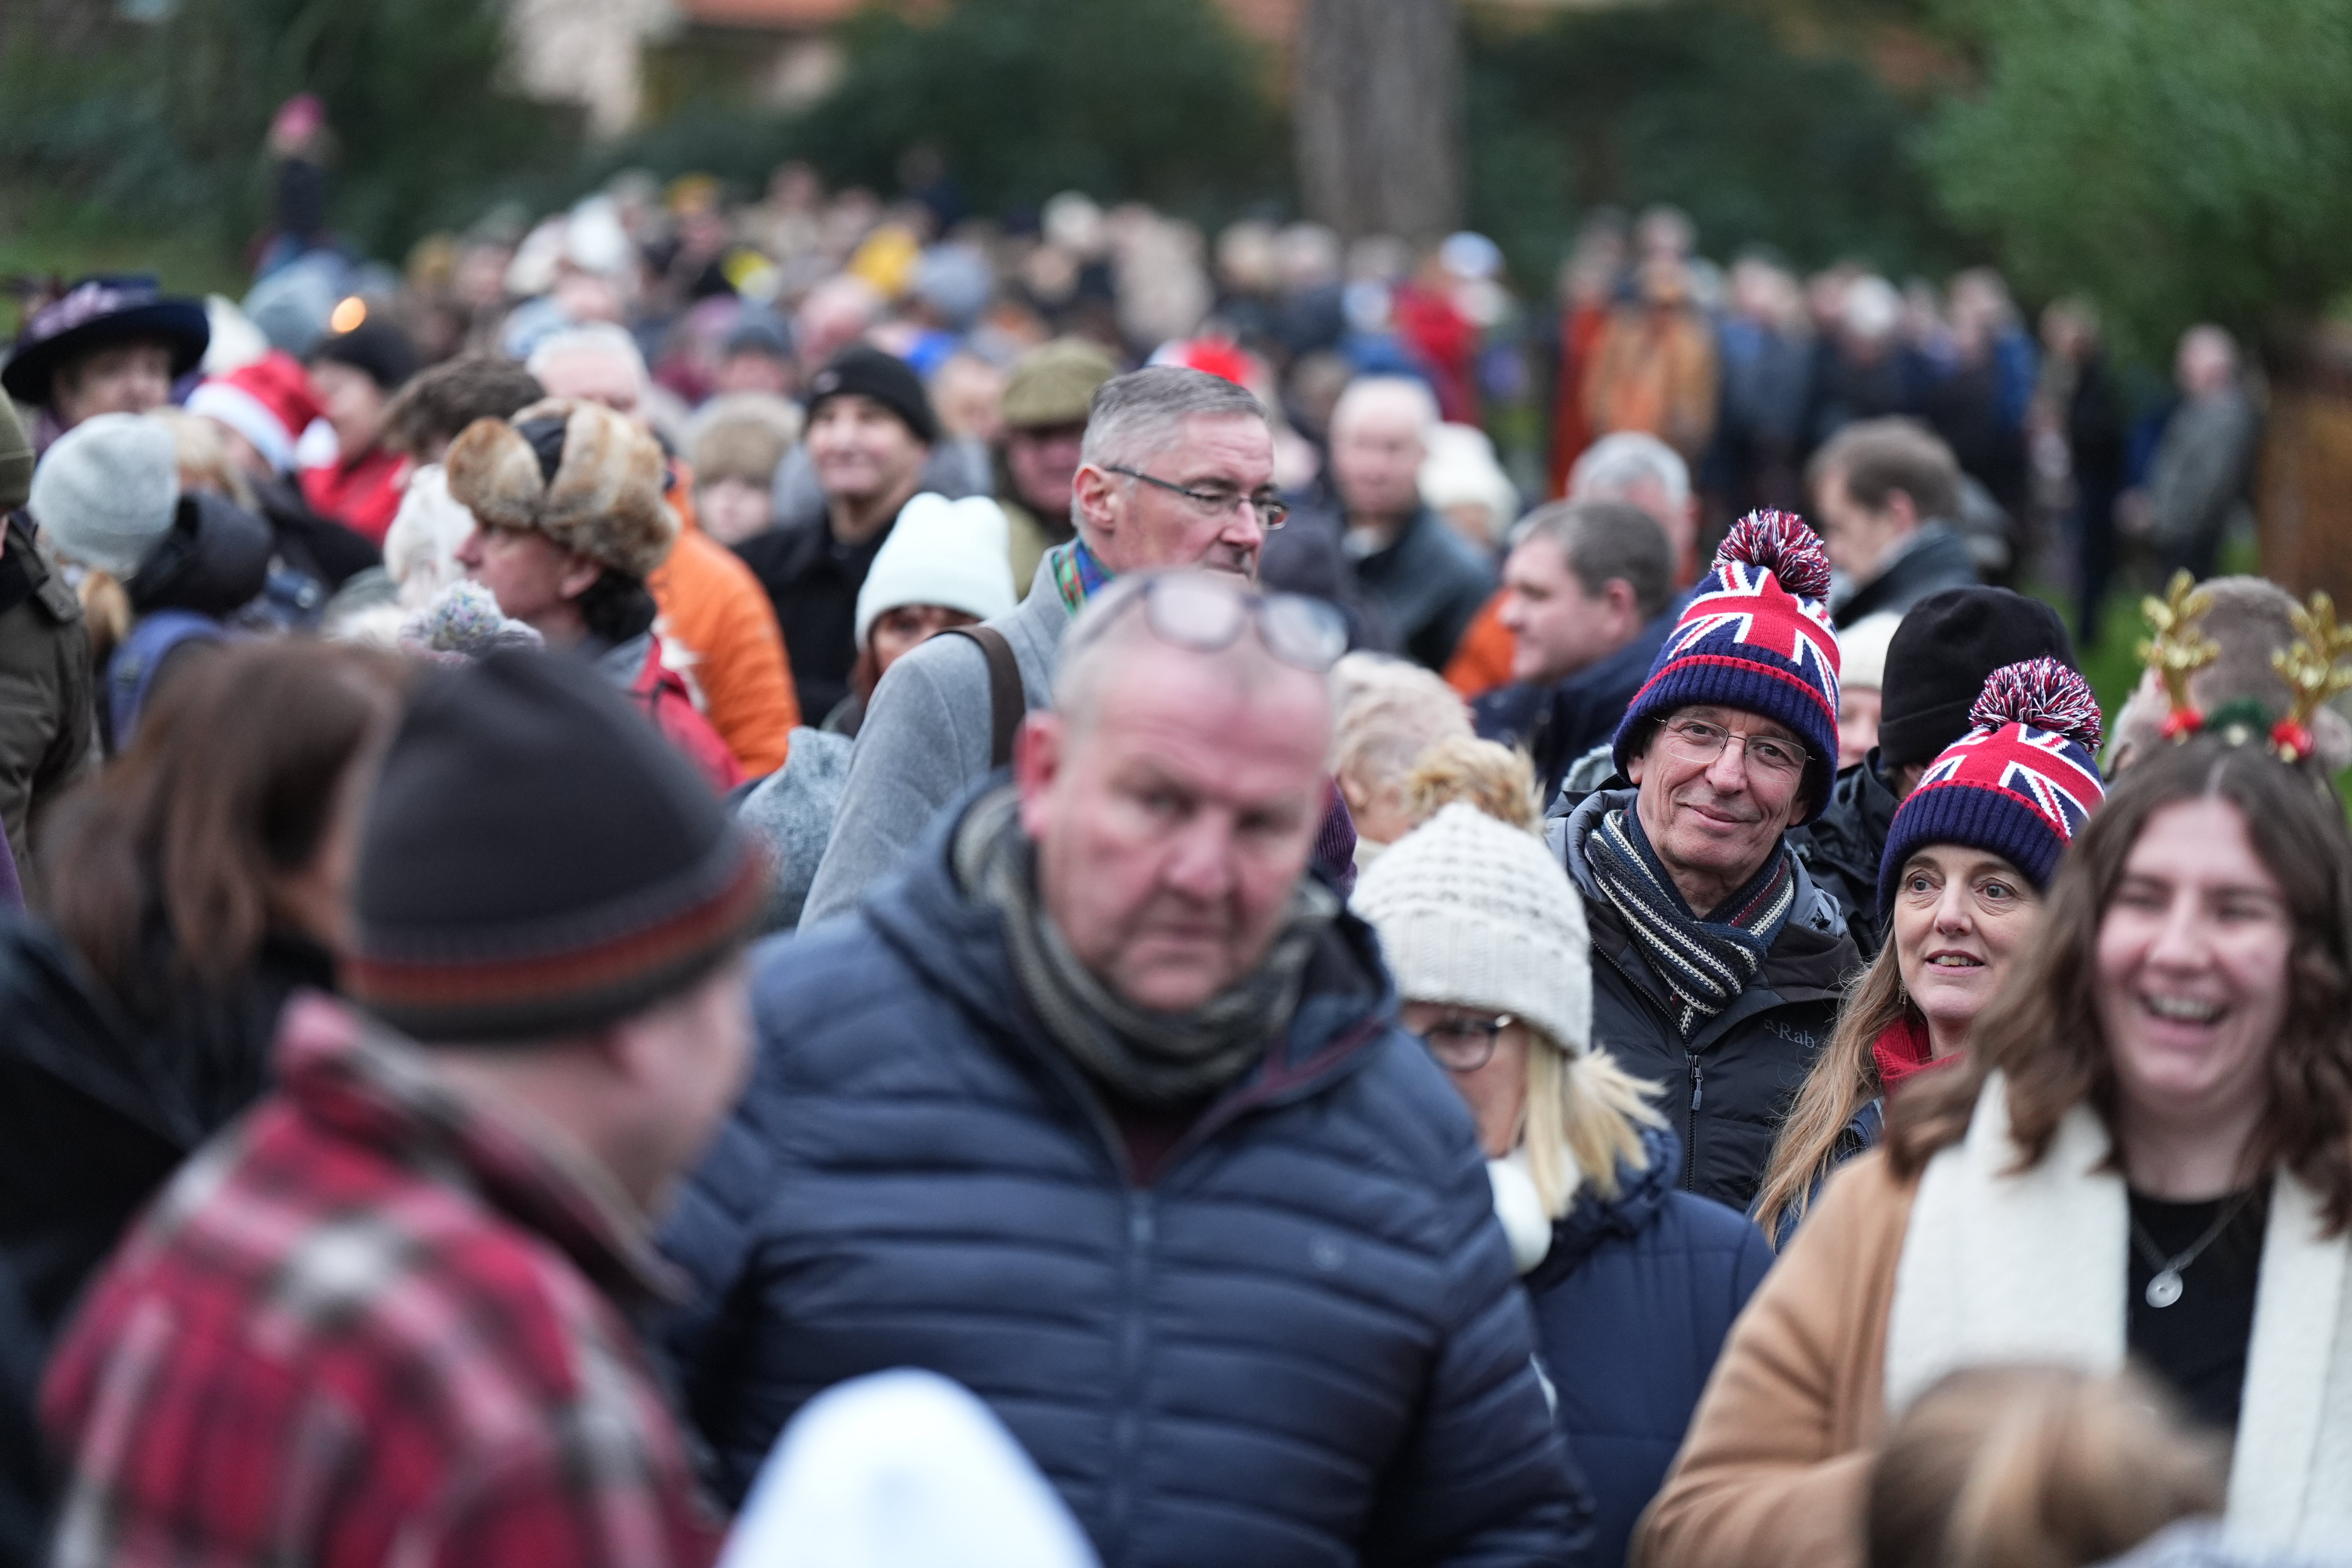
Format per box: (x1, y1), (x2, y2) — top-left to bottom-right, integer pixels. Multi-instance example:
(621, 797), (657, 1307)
(651, 466), (798, 777)
(1443, 590), (1516, 699)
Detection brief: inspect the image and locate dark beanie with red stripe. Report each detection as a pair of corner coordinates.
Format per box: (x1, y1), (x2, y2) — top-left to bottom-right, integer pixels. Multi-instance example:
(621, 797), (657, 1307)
(346, 650), (768, 1043)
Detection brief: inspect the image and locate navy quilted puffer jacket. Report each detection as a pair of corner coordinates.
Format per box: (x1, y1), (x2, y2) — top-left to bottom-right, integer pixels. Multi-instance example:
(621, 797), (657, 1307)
(659, 793), (1588, 1568)
(1523, 1123), (1772, 1567)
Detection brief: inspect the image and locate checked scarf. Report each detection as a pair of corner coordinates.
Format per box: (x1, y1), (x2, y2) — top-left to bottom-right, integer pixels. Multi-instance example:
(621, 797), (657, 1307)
(1585, 807), (1797, 1038)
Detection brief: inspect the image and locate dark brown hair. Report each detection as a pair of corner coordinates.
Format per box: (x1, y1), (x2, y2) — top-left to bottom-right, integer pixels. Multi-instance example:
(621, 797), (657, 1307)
(381, 354), (544, 459)
(1887, 737), (2352, 1231)
(1867, 1364), (2223, 1568)
(1809, 416), (1962, 526)
(41, 639), (410, 1011)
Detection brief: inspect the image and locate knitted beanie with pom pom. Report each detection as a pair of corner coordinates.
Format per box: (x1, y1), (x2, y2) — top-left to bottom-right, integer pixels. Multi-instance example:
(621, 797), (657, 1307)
(1876, 657), (2108, 920)
(1612, 510), (1844, 818)
(1352, 801), (1593, 1058)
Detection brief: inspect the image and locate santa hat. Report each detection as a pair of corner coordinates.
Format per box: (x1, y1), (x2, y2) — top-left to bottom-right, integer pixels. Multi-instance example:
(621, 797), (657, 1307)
(186, 350), (321, 475)
(1612, 511), (1843, 819)
(1876, 658), (2107, 920)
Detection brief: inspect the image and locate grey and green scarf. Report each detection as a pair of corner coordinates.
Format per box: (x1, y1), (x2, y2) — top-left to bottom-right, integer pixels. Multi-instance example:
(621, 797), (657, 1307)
(1584, 807), (1797, 1038)
(954, 786), (1338, 1105)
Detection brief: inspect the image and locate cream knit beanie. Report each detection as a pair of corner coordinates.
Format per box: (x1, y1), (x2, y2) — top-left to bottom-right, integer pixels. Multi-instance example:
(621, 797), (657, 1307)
(854, 492), (1018, 648)
(1352, 801), (1592, 1056)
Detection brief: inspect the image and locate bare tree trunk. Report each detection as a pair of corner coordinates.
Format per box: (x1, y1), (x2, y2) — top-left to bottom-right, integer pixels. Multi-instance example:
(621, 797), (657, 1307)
(1293, 0), (1464, 244)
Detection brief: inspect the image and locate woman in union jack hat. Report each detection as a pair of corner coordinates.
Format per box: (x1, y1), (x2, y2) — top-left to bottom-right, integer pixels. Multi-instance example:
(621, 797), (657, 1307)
(1753, 657), (2106, 1243)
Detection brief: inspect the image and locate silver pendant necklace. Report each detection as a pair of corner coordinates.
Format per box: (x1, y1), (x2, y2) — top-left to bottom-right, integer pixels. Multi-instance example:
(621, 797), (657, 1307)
(2130, 1187), (2257, 1309)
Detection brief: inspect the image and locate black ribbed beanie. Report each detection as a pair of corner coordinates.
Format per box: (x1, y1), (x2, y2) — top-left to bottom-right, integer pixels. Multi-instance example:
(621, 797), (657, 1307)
(347, 650), (766, 1042)
(1878, 587), (2077, 767)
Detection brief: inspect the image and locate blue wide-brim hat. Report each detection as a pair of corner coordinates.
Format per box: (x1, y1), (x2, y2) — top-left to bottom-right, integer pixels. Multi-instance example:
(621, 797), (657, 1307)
(1875, 658), (2108, 921)
(1610, 510), (1844, 821)
(3, 276), (210, 408)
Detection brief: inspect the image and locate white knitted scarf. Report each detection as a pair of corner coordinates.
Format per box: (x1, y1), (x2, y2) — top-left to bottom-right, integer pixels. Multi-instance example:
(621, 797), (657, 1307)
(1886, 1073), (2352, 1550)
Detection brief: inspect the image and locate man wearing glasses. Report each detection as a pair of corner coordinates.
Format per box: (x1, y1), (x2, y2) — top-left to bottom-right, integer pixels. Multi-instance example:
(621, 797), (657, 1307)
(663, 571), (1588, 1565)
(800, 365), (1301, 925)
(1548, 512), (1862, 1210)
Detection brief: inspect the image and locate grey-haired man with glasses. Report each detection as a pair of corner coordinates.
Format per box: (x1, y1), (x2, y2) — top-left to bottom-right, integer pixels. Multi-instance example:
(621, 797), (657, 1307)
(1548, 513), (1862, 1210)
(801, 365), (1329, 925)
(662, 569), (1589, 1566)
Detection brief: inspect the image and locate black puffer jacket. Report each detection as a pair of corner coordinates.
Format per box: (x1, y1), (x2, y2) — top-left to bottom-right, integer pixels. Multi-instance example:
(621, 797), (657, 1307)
(1828, 522), (1978, 629)
(1793, 749), (1904, 963)
(660, 789), (1587, 1566)
(1550, 788), (1860, 1210)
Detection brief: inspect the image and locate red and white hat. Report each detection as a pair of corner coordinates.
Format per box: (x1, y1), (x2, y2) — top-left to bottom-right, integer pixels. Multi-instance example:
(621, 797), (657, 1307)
(185, 350), (321, 475)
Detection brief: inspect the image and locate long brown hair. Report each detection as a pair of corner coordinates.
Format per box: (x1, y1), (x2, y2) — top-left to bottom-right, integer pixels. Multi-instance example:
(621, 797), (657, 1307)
(41, 639), (409, 1013)
(1866, 1364), (2223, 1568)
(1887, 738), (2352, 1232)
(1753, 938), (1916, 1243)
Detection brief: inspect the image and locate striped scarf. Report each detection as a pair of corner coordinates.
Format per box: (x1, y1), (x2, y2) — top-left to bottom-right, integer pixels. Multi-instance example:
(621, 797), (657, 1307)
(1585, 808), (1797, 1038)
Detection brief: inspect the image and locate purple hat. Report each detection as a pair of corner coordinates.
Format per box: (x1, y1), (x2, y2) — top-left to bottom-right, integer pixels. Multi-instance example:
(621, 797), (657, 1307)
(4, 275), (209, 409)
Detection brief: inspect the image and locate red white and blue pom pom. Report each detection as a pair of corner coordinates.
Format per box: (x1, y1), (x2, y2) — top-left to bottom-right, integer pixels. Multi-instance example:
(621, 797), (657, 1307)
(1713, 510), (1833, 601)
(1969, 657), (2104, 750)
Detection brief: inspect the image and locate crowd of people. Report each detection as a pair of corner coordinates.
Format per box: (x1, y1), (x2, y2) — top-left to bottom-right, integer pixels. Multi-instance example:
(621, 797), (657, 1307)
(0, 130), (2347, 1568)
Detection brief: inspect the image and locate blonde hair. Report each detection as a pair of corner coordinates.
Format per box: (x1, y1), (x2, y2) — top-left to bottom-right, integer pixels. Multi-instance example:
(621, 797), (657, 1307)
(1522, 1040), (1664, 1211)
(1752, 939), (1915, 1244)
(147, 407), (257, 512)
(1403, 736), (1542, 834)
(1329, 654), (1471, 836)
(1867, 1365), (2224, 1568)
(1397, 733), (1661, 1210)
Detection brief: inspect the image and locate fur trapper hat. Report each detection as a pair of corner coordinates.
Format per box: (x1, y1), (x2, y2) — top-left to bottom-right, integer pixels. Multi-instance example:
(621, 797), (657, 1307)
(444, 397), (676, 580)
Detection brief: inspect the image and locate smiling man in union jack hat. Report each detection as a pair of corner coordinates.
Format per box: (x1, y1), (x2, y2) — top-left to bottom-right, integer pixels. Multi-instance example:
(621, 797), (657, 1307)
(1550, 511), (1864, 1209)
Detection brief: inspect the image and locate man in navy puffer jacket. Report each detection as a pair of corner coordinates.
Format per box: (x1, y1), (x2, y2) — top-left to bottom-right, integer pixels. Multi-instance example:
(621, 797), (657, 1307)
(661, 571), (1586, 1567)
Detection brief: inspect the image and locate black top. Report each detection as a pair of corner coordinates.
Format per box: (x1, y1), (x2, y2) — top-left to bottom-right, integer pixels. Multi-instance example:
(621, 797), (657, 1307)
(2127, 1183), (2270, 1432)
(734, 509), (897, 722)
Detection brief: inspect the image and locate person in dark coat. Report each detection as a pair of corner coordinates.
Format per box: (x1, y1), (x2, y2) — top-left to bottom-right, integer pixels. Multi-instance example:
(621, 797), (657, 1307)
(1797, 587), (2076, 959)
(27, 413), (276, 752)
(188, 350), (383, 598)
(1808, 419), (1980, 632)
(1355, 794), (1772, 1568)
(1473, 501), (1677, 811)
(0, 394), (93, 886)
(1543, 513), (1862, 1211)
(736, 345), (938, 721)
(1323, 376), (1494, 670)
(661, 570), (1585, 1566)
(0, 639), (407, 1558)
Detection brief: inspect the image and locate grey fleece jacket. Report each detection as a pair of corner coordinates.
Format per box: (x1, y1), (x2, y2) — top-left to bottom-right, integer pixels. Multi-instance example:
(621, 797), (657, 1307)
(798, 557), (1070, 926)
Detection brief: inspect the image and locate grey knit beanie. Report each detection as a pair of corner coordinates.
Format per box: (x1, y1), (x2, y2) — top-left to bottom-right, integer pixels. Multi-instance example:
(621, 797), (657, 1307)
(1352, 802), (1594, 1056)
(27, 412), (180, 577)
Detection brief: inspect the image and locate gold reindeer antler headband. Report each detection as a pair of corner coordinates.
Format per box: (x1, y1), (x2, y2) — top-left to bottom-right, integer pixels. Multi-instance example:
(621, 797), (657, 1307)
(2270, 590), (2352, 765)
(2136, 570), (2219, 740)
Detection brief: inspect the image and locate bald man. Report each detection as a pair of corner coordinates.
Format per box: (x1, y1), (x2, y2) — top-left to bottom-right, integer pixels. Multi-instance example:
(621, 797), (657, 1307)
(1326, 376), (1495, 670)
(661, 570), (1586, 1566)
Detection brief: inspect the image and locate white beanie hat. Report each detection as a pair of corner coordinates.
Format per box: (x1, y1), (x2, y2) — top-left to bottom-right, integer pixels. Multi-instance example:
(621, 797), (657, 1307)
(854, 492), (1018, 649)
(1837, 609), (1901, 691)
(720, 1368), (1099, 1568)
(1352, 802), (1593, 1056)
(27, 412), (181, 578)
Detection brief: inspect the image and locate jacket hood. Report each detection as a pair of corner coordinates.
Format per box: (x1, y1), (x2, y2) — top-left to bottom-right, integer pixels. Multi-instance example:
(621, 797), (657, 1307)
(126, 490), (271, 617)
(1530, 1121), (1681, 1283)
(1558, 787), (1853, 998)
(860, 779), (1402, 1098)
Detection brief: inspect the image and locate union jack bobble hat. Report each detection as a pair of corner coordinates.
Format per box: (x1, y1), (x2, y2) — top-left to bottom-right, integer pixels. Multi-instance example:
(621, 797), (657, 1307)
(1612, 511), (1843, 820)
(1876, 658), (2107, 922)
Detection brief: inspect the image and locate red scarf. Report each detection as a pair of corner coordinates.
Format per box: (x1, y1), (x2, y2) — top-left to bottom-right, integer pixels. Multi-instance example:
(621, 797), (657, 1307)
(1871, 1014), (1952, 1096)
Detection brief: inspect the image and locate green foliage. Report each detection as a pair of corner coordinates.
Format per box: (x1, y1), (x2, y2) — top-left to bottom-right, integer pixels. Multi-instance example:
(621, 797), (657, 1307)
(786, 0), (1288, 218)
(1465, 2), (1965, 283)
(0, 0), (567, 272)
(1923, 0), (2352, 359)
